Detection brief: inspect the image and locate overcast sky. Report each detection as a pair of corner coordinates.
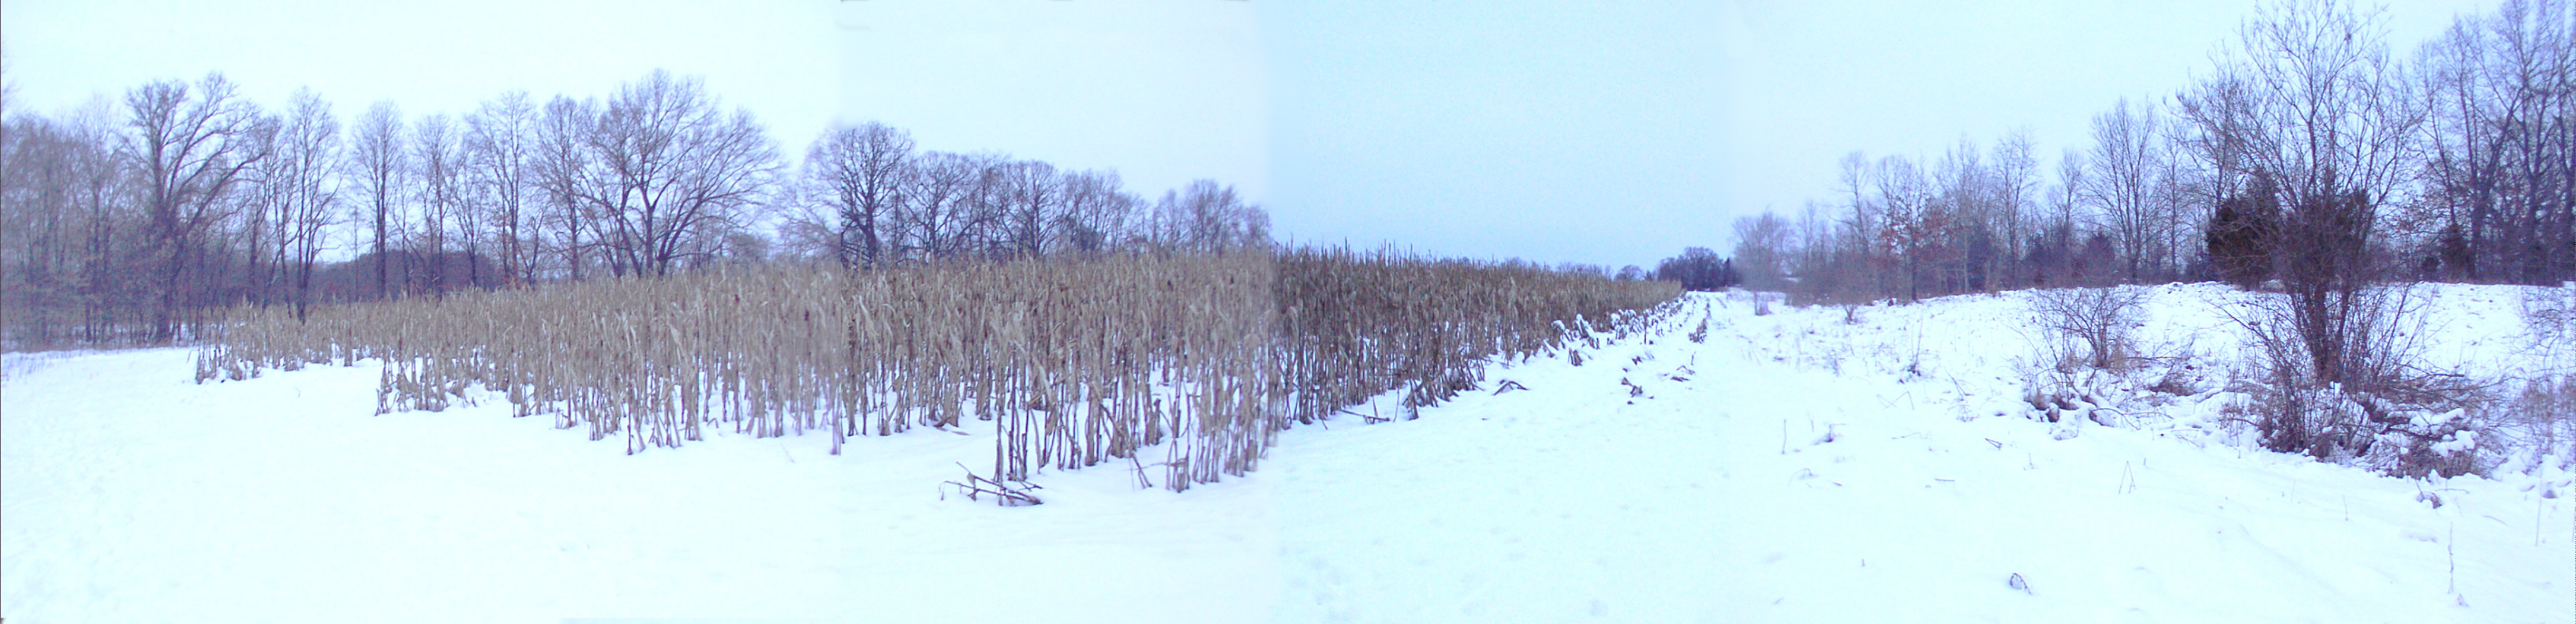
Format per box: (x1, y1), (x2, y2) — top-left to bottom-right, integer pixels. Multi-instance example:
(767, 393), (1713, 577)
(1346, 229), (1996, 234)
(2, 0), (2497, 270)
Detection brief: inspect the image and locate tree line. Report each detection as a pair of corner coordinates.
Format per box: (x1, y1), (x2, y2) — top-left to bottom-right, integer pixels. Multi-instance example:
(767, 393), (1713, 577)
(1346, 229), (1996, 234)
(0, 69), (1270, 349)
(1674, 0), (2571, 304)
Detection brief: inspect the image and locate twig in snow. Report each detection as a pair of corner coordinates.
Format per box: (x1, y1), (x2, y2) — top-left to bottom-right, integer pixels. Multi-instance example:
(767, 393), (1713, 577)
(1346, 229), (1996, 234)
(943, 462), (1043, 506)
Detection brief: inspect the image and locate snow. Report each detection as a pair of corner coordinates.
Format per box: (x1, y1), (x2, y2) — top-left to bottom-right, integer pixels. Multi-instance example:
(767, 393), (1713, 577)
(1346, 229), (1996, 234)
(6, 284), (2571, 622)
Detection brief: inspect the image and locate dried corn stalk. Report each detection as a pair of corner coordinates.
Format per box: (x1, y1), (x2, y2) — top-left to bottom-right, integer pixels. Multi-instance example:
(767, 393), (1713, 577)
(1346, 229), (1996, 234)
(199, 250), (1680, 494)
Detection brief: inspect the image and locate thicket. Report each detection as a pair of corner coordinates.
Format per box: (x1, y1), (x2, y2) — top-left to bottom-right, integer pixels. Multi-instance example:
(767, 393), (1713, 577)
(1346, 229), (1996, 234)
(2029, 286), (2149, 374)
(196, 250), (1679, 495)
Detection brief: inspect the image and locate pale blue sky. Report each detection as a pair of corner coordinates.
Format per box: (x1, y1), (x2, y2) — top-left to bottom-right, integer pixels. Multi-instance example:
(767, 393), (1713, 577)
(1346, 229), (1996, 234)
(2, 0), (2494, 269)
(1264, 1), (1729, 267)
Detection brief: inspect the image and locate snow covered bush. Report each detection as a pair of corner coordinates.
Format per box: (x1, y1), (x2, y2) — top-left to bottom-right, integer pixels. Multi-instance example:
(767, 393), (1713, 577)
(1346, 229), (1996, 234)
(2018, 286), (2186, 439)
(2288, 388), (2485, 478)
(2215, 282), (2507, 476)
(2007, 282), (2522, 477)
(2028, 286), (2147, 373)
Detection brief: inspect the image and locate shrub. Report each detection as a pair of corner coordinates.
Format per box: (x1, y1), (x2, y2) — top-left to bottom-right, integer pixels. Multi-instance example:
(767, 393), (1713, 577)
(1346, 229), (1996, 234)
(2028, 286), (2147, 372)
(2220, 282), (2502, 475)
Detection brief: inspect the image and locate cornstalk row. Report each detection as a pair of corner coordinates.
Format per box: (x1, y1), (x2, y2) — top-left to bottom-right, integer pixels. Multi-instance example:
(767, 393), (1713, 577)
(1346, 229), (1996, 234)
(199, 250), (1679, 493)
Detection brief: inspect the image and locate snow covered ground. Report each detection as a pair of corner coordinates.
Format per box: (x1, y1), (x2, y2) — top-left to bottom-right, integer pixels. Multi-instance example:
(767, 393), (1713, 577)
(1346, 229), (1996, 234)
(5, 285), (2570, 622)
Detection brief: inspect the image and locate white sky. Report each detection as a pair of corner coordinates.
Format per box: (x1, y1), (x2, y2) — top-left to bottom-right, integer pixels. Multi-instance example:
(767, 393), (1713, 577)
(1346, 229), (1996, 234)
(2, 0), (2498, 270)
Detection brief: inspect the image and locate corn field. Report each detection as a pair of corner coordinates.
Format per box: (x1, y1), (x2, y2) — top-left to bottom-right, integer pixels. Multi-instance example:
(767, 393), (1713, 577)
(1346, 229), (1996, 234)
(199, 250), (1679, 494)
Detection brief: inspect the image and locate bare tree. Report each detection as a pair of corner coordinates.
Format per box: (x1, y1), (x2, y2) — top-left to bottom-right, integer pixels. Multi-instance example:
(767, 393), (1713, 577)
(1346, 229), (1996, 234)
(2179, 0), (2422, 215)
(899, 151), (991, 262)
(413, 114), (462, 296)
(349, 101), (407, 300)
(2078, 98), (2171, 282)
(465, 91), (537, 287)
(2047, 150), (2089, 284)
(801, 121), (913, 268)
(1058, 169), (1137, 254)
(1730, 211), (1791, 290)
(577, 70), (779, 276)
(958, 153), (1014, 258)
(1784, 200), (1851, 303)
(4, 106), (148, 344)
(792, 124), (1140, 263)
(1933, 136), (1995, 292)
(532, 95), (601, 281)
(271, 88), (340, 320)
(1788, 151), (1883, 305)
(1152, 179), (1268, 252)
(1873, 155), (1932, 300)
(2415, 0), (2575, 284)
(125, 73), (268, 341)
(1992, 129), (2041, 285)
(2, 112), (91, 345)
(999, 159), (1061, 258)
(237, 113), (285, 308)
(62, 105), (131, 342)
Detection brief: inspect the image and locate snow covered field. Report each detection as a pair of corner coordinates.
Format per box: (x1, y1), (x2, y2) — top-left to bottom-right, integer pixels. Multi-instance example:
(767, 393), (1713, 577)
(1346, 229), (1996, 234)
(6, 286), (2570, 622)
